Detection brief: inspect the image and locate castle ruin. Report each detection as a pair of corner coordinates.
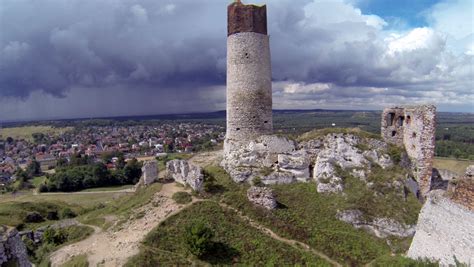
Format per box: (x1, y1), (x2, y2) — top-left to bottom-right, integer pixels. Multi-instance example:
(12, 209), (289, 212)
(381, 105), (436, 198)
(224, 1), (273, 153)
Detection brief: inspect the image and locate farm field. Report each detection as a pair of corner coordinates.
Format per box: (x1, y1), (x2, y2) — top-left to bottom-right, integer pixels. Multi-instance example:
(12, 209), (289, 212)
(0, 190), (132, 208)
(433, 157), (473, 175)
(0, 126), (73, 141)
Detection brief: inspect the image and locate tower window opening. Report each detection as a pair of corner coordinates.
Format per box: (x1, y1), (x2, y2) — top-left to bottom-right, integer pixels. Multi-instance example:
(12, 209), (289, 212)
(388, 113), (395, 126)
(412, 132), (416, 138)
(236, 128), (240, 131)
(406, 115), (411, 124)
(392, 131), (397, 137)
(264, 121), (268, 123)
(398, 116), (404, 126)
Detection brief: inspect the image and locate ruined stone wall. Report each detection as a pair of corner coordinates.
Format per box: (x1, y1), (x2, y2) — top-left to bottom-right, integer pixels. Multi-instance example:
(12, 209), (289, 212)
(381, 107), (405, 144)
(226, 2), (272, 143)
(381, 105), (436, 197)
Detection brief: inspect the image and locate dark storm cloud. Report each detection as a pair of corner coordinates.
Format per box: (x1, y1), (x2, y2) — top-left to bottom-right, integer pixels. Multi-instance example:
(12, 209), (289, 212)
(0, 0), (472, 120)
(0, 0), (227, 98)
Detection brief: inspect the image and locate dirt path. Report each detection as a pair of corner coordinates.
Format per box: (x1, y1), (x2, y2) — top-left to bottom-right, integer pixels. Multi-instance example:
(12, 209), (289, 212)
(49, 183), (194, 267)
(218, 202), (342, 267)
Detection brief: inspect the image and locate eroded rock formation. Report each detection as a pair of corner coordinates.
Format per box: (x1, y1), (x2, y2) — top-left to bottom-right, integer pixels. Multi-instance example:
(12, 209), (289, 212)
(336, 210), (415, 238)
(407, 190), (474, 266)
(140, 160), (158, 186)
(166, 160), (204, 192)
(222, 132), (396, 194)
(0, 226), (32, 267)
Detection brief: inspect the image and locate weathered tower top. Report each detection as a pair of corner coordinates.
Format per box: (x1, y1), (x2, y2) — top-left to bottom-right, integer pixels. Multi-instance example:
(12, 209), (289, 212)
(228, 1), (267, 36)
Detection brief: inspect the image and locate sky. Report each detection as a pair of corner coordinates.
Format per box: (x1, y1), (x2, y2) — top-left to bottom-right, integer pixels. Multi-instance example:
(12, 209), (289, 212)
(0, 0), (472, 121)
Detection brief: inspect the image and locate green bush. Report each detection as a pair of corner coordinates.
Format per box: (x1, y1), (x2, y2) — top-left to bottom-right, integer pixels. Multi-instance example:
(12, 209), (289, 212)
(172, 192), (192, 204)
(185, 220), (214, 257)
(43, 228), (67, 245)
(60, 208), (77, 219)
(372, 254), (439, 267)
(252, 176), (264, 187)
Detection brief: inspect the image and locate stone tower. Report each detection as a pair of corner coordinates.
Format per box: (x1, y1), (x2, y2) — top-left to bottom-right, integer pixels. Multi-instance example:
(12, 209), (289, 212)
(225, 1), (272, 144)
(381, 105), (436, 198)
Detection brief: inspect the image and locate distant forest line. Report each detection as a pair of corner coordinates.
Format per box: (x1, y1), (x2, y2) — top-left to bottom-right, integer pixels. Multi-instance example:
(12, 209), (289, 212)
(2, 110), (473, 160)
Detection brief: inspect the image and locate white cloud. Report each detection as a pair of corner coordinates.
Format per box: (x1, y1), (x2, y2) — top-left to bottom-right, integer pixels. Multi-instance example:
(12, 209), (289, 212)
(425, 0), (474, 54)
(386, 28), (444, 54)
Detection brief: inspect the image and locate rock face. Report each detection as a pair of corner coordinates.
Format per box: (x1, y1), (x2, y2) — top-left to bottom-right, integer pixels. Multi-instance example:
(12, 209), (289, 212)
(0, 226), (32, 267)
(309, 133), (393, 193)
(222, 135), (299, 184)
(223, 132), (396, 193)
(247, 186), (277, 210)
(408, 190), (474, 266)
(466, 165), (474, 178)
(140, 160), (158, 186)
(381, 105), (436, 198)
(166, 160), (204, 192)
(336, 210), (415, 238)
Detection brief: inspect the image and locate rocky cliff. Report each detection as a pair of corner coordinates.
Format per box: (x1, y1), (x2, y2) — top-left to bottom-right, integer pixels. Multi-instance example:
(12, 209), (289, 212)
(222, 131), (397, 193)
(0, 226), (32, 267)
(407, 190), (474, 266)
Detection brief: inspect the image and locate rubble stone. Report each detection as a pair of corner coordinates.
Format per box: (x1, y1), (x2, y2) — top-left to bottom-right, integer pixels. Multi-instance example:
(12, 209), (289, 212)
(247, 186), (277, 210)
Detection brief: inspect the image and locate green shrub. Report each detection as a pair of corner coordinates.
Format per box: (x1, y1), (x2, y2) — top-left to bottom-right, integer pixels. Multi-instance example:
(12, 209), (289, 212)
(43, 228), (67, 245)
(172, 192), (192, 204)
(46, 211), (59, 220)
(259, 167), (273, 176)
(24, 212), (45, 223)
(372, 254), (439, 267)
(185, 220), (214, 257)
(252, 176), (264, 187)
(60, 208), (77, 219)
(388, 145), (403, 164)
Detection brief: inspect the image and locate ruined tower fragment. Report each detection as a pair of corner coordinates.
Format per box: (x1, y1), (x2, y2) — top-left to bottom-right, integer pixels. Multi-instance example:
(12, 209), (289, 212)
(381, 105), (436, 198)
(226, 1), (272, 144)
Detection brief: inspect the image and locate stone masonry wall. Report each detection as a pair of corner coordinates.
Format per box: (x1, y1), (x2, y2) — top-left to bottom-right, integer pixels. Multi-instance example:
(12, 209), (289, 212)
(225, 2), (272, 143)
(381, 105), (436, 198)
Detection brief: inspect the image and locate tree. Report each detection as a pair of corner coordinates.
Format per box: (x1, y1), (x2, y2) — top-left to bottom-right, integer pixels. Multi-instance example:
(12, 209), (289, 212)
(56, 157), (68, 167)
(123, 158), (142, 184)
(26, 159), (41, 177)
(185, 220), (214, 257)
(116, 154), (126, 170)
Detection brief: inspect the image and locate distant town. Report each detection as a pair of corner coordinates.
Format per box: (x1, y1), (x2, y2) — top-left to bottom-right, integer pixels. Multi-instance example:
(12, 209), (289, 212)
(0, 122), (225, 186)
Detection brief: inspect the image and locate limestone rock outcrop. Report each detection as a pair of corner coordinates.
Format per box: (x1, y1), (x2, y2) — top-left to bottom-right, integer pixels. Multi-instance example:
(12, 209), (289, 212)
(336, 210), (415, 238)
(166, 160), (204, 192)
(311, 133), (393, 193)
(247, 186), (277, 210)
(222, 132), (397, 193)
(466, 165), (474, 178)
(222, 135), (298, 184)
(407, 190), (474, 266)
(0, 226), (32, 267)
(138, 160), (158, 186)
